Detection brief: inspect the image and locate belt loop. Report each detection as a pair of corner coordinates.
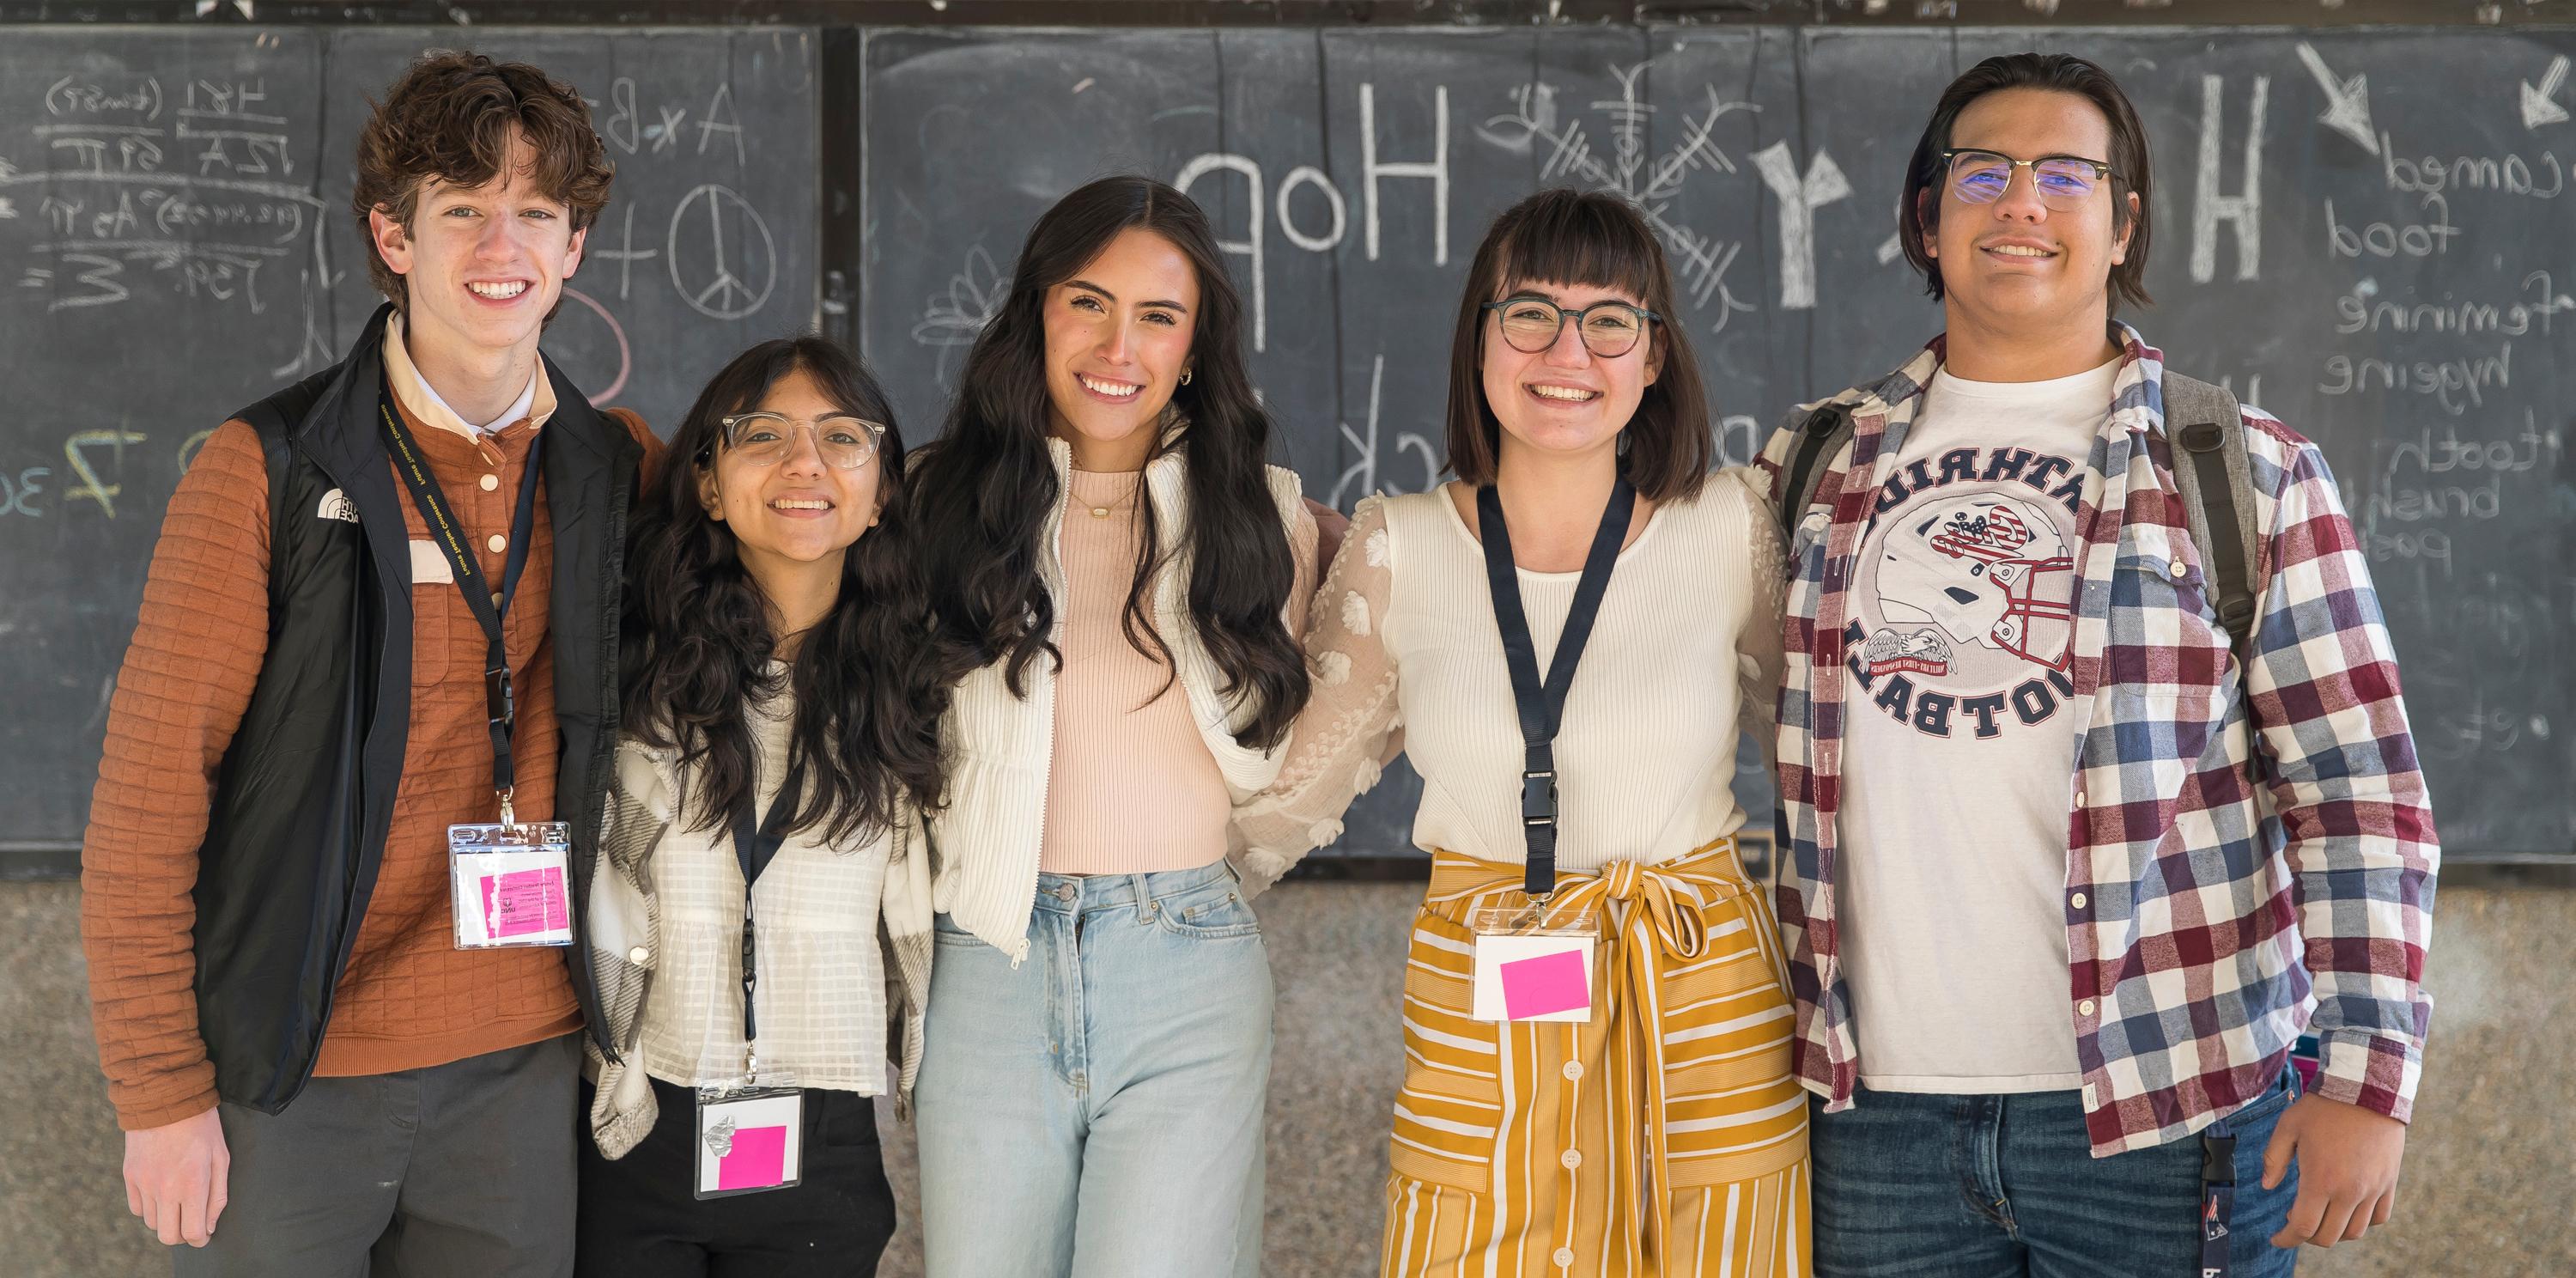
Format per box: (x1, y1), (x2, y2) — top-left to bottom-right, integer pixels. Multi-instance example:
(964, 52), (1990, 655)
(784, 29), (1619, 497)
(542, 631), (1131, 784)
(1132, 873), (1153, 921)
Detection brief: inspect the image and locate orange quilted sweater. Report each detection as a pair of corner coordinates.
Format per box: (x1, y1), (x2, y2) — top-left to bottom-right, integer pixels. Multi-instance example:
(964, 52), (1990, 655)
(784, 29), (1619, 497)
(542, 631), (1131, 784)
(81, 374), (659, 1130)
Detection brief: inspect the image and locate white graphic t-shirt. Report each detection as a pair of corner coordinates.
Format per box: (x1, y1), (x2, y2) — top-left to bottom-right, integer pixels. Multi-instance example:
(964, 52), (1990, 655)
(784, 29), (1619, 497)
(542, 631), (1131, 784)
(1838, 357), (2116, 1094)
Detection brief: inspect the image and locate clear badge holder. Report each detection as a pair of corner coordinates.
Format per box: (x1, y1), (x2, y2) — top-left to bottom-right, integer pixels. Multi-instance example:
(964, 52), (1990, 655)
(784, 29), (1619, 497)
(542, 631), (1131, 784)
(695, 1058), (805, 1200)
(1467, 901), (1601, 1024)
(448, 807), (574, 950)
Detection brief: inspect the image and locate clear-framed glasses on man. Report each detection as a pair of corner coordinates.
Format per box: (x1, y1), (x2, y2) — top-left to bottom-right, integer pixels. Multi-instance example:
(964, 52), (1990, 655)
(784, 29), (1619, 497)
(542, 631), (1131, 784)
(1479, 295), (1661, 358)
(717, 412), (884, 471)
(1939, 149), (2115, 212)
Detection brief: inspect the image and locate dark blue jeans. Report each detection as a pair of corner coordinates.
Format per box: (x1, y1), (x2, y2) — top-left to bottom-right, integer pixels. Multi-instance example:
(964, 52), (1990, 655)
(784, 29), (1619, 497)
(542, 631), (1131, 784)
(1812, 1067), (2303, 1277)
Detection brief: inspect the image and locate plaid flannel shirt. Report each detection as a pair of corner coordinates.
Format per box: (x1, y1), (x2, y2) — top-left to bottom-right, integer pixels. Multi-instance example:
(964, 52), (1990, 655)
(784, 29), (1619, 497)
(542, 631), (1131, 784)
(1758, 326), (2438, 1156)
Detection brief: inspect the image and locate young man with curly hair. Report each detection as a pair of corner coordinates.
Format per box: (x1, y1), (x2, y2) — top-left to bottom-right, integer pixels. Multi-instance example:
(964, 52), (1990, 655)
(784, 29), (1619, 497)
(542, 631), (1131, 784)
(81, 51), (659, 1276)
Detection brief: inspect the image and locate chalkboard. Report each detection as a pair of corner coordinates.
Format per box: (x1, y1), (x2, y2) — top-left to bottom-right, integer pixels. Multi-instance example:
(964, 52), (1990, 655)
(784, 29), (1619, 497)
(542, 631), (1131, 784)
(7, 22), (2572, 870)
(0, 27), (818, 848)
(860, 26), (2574, 864)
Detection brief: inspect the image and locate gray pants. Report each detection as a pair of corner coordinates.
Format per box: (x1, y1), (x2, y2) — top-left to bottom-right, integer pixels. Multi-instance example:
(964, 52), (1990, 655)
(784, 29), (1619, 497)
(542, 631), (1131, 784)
(176, 1033), (580, 1278)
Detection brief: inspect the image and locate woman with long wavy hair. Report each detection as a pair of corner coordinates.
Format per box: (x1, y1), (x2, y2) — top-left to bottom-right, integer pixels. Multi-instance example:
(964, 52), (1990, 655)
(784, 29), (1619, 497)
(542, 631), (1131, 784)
(907, 174), (1318, 1278)
(575, 338), (947, 1277)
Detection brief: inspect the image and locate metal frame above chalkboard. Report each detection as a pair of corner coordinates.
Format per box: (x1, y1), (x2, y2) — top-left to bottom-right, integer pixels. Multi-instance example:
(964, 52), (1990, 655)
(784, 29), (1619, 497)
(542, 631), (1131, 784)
(0, 0), (2561, 28)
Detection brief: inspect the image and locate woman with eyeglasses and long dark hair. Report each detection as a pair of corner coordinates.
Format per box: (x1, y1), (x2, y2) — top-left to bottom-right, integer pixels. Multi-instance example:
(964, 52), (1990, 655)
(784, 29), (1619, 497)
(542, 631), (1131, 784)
(574, 338), (947, 1277)
(1234, 188), (1807, 1276)
(906, 174), (1318, 1278)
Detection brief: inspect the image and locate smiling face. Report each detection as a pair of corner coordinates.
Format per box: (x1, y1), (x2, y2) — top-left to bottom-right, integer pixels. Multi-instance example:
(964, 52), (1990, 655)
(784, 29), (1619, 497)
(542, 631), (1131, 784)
(1925, 88), (2136, 341)
(697, 365), (884, 585)
(1041, 227), (1199, 470)
(1478, 279), (1663, 468)
(368, 130), (586, 366)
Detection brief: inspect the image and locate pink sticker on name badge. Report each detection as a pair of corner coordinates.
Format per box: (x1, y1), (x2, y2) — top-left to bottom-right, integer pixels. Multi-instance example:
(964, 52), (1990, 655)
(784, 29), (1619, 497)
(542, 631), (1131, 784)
(716, 1125), (790, 1190)
(1499, 948), (1592, 1019)
(484, 867), (569, 938)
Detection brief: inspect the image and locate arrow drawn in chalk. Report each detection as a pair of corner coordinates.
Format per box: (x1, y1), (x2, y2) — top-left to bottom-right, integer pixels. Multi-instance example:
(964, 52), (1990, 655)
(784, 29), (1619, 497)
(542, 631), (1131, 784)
(2521, 56), (2570, 130)
(2294, 43), (2379, 155)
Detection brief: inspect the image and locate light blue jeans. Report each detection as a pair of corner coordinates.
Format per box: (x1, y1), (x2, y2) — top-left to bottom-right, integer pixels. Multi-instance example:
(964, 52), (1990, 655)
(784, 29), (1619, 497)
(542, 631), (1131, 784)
(916, 861), (1273, 1278)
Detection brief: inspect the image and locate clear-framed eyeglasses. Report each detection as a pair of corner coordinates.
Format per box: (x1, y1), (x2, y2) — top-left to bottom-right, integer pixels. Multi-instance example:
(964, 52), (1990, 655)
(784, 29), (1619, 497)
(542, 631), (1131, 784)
(1938, 149), (2116, 211)
(716, 412), (884, 470)
(1479, 295), (1660, 358)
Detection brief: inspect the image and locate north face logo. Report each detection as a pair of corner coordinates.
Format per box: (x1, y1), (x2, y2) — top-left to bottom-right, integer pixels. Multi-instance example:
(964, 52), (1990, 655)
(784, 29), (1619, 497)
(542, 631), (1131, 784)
(316, 490), (358, 523)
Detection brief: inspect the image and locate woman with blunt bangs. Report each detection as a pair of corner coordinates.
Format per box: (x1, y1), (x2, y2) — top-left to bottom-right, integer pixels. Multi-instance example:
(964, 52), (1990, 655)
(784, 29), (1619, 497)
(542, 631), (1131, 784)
(1235, 189), (1808, 1276)
(577, 338), (946, 1276)
(907, 174), (1319, 1278)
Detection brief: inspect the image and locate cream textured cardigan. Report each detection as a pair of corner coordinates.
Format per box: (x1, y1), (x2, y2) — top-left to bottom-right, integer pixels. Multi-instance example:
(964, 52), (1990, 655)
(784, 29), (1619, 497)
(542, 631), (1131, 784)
(930, 435), (1309, 963)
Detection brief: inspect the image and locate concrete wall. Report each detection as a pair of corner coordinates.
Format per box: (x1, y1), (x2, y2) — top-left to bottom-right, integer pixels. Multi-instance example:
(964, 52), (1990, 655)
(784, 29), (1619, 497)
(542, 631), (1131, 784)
(5, 879), (2567, 1276)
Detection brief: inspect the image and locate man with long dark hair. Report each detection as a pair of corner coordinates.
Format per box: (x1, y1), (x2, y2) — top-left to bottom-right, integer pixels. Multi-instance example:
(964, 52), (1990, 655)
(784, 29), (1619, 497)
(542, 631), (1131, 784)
(80, 52), (659, 1275)
(1759, 53), (2436, 1275)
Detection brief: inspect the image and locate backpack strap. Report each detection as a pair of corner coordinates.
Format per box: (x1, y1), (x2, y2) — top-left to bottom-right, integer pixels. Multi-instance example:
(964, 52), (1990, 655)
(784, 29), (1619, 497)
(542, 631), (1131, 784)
(1776, 402), (1856, 540)
(2159, 371), (2263, 654)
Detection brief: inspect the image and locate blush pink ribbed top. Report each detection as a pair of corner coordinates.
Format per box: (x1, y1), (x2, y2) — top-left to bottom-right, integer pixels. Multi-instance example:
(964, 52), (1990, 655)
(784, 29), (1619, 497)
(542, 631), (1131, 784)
(1039, 466), (1317, 875)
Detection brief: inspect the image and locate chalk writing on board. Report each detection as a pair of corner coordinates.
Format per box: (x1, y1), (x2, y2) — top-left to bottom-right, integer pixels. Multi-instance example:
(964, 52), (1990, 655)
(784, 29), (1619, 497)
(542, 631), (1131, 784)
(0, 468), (47, 517)
(1358, 83), (1448, 268)
(2192, 73), (2268, 284)
(7, 70), (326, 318)
(586, 204), (660, 301)
(560, 286), (632, 405)
(665, 183), (775, 320)
(62, 429), (146, 519)
(911, 242), (1007, 388)
(1479, 66), (1760, 329)
(2519, 55), (2570, 131)
(1329, 355), (1438, 508)
(2293, 43), (2379, 155)
(1173, 80), (1454, 355)
(1751, 143), (1850, 313)
(595, 76), (753, 166)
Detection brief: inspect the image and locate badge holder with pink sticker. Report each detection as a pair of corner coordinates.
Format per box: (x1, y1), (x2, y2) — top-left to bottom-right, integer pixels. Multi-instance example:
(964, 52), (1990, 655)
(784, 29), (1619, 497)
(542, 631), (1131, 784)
(1467, 902), (1601, 1024)
(447, 817), (574, 950)
(694, 1066), (805, 1201)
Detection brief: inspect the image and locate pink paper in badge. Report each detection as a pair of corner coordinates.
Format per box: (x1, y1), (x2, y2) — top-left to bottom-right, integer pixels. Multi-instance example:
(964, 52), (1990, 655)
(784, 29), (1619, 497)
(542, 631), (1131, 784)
(1499, 948), (1591, 1019)
(483, 867), (568, 938)
(716, 1125), (789, 1190)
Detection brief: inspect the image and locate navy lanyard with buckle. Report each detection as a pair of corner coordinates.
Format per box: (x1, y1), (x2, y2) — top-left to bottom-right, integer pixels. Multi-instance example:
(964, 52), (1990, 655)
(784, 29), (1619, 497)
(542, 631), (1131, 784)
(1474, 477), (1637, 898)
(727, 758), (806, 1069)
(378, 382), (544, 825)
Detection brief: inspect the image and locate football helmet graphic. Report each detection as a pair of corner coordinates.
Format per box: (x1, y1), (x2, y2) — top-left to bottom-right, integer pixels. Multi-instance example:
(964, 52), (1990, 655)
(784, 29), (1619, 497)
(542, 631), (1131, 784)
(1875, 495), (2075, 671)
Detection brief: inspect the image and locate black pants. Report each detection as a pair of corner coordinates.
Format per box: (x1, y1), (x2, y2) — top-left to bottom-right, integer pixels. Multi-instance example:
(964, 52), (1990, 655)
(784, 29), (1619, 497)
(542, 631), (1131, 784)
(576, 1078), (896, 1277)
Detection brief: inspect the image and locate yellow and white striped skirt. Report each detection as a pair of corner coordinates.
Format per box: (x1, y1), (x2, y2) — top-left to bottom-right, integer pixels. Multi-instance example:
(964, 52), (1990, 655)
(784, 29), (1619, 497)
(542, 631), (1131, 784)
(1378, 838), (1810, 1278)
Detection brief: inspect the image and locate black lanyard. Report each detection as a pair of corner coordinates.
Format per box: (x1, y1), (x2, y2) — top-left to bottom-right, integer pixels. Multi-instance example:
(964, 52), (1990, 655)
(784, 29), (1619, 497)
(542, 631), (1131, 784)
(1475, 478), (1636, 898)
(727, 758), (806, 1055)
(378, 381), (544, 824)
(2200, 1120), (2237, 1278)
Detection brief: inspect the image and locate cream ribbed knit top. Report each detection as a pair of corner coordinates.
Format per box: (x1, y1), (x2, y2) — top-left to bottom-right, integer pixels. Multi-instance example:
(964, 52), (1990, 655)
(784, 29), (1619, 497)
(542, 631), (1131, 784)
(1232, 469), (1785, 889)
